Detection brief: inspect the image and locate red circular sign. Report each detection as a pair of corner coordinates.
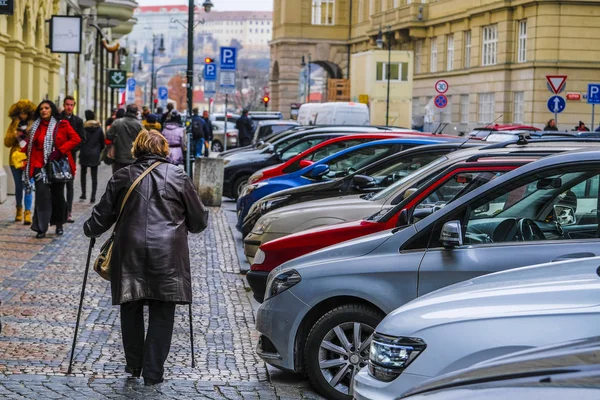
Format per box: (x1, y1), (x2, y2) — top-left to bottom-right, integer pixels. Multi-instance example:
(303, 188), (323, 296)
(434, 94), (448, 109)
(435, 80), (449, 94)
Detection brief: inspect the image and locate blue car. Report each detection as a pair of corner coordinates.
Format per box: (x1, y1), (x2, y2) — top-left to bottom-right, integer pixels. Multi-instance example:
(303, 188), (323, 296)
(235, 137), (461, 232)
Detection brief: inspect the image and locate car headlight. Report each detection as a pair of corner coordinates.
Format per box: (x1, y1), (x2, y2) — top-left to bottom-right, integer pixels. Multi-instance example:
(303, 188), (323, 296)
(241, 182), (268, 197)
(254, 248), (266, 265)
(252, 216), (274, 235)
(368, 334), (426, 382)
(260, 195), (290, 213)
(264, 269), (301, 300)
(248, 172), (263, 185)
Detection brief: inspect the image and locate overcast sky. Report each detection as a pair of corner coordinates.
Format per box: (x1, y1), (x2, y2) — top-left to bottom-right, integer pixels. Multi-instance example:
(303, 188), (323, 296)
(138, 0), (273, 11)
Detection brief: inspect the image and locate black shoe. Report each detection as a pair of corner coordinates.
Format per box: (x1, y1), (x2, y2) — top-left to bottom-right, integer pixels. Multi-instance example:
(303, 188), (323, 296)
(35, 232), (46, 239)
(143, 377), (164, 386)
(125, 366), (142, 378)
(79, 195), (86, 200)
(90, 197), (96, 203)
(67, 214), (75, 223)
(56, 226), (64, 236)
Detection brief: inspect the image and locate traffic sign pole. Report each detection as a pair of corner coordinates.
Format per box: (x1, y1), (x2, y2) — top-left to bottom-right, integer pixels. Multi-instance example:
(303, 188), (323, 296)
(593, 104), (595, 131)
(224, 94), (229, 152)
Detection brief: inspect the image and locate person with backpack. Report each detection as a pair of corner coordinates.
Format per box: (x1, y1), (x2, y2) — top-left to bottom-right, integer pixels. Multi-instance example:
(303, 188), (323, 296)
(161, 111), (185, 165)
(191, 108), (209, 157)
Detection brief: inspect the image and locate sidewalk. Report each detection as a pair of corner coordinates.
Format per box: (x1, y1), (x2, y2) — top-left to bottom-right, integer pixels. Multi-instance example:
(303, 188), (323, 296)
(0, 164), (322, 399)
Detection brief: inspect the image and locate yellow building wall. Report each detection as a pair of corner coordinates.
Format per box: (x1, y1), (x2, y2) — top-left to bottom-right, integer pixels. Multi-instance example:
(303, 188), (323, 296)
(351, 50), (413, 127)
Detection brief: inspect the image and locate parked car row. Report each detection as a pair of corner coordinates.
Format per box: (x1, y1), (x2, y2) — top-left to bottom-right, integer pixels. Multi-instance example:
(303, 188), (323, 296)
(224, 127), (600, 400)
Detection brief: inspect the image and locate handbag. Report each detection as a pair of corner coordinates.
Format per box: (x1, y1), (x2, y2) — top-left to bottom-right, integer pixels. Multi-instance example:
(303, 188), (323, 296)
(101, 144), (116, 165)
(93, 161), (162, 280)
(11, 150), (27, 169)
(47, 157), (73, 182)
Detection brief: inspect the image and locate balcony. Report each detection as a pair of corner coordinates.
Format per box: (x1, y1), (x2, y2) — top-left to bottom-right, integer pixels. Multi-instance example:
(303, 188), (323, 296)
(96, 0), (138, 28)
(113, 17), (137, 38)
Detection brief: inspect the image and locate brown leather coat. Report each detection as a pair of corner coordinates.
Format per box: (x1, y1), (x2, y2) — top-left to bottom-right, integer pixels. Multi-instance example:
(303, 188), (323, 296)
(83, 154), (209, 305)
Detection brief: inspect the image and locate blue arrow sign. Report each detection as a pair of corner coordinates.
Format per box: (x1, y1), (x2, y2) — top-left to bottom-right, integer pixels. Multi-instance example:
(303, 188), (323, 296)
(547, 95), (566, 114)
(158, 86), (168, 101)
(219, 47), (237, 71)
(587, 83), (600, 105)
(204, 63), (217, 81)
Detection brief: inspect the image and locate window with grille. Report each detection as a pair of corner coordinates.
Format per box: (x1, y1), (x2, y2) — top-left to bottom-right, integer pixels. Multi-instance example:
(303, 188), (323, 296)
(430, 37), (437, 73)
(478, 93), (495, 123)
(513, 91), (524, 124)
(464, 30), (471, 68)
(415, 40), (422, 74)
(446, 34), (454, 71)
(376, 62), (409, 81)
(312, 0), (335, 25)
(460, 94), (469, 124)
(482, 25), (498, 66)
(517, 20), (527, 63)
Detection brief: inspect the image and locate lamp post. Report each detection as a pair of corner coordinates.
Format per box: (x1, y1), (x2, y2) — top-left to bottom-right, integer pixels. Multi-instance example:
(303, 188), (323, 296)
(149, 34), (165, 112)
(300, 55), (312, 103)
(377, 27), (392, 126)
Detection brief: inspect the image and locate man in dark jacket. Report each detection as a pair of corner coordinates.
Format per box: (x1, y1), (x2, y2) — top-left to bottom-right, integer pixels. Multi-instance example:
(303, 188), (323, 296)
(544, 118), (558, 131)
(106, 104), (143, 173)
(79, 110), (105, 203)
(202, 110), (213, 142)
(60, 95), (86, 223)
(191, 108), (209, 157)
(235, 109), (254, 147)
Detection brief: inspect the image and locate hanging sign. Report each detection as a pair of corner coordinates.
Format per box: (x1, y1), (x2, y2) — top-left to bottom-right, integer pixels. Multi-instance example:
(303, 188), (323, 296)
(48, 15), (82, 54)
(0, 0), (14, 15)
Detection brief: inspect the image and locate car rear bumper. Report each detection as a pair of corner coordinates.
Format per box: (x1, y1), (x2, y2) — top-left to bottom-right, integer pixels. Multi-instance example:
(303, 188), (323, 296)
(246, 270), (269, 303)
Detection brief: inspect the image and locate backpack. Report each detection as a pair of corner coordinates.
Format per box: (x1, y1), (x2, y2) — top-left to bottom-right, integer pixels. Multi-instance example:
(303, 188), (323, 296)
(191, 117), (204, 140)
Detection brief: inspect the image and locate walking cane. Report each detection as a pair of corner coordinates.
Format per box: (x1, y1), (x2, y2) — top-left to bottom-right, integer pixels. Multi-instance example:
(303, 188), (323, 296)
(67, 237), (96, 375)
(189, 303), (195, 368)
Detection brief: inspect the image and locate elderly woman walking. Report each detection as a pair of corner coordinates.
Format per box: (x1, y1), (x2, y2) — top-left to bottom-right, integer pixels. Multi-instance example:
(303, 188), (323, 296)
(25, 100), (81, 238)
(83, 129), (208, 386)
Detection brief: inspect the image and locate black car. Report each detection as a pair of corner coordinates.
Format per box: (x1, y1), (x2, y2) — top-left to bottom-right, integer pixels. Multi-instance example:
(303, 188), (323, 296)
(241, 142), (483, 236)
(401, 336), (600, 400)
(252, 120), (300, 144)
(218, 125), (311, 158)
(222, 127), (394, 199)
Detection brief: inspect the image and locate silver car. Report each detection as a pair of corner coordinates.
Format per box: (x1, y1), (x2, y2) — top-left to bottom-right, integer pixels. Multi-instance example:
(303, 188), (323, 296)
(255, 148), (600, 400)
(353, 256), (600, 399)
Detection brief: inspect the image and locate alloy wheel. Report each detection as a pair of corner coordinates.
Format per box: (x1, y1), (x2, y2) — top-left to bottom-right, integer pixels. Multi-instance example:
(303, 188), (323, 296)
(318, 322), (374, 397)
(212, 141), (223, 152)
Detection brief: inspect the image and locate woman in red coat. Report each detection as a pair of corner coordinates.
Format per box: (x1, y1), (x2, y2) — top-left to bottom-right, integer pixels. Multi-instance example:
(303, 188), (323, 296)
(24, 100), (81, 238)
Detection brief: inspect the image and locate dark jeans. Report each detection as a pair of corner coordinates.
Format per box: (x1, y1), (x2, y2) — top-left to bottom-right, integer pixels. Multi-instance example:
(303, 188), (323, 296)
(10, 166), (32, 210)
(120, 300), (176, 381)
(31, 175), (67, 234)
(80, 166), (98, 199)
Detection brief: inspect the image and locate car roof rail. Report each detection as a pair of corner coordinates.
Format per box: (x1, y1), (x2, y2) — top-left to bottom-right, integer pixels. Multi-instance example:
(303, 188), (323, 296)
(481, 135), (600, 149)
(464, 151), (561, 162)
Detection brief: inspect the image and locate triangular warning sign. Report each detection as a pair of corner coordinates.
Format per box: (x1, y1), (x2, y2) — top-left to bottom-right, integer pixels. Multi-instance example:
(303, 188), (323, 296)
(546, 75), (567, 95)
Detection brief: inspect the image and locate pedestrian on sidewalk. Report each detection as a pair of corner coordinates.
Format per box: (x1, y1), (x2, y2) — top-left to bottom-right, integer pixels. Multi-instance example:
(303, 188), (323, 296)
(4, 99), (36, 225)
(83, 129), (208, 386)
(235, 109), (254, 147)
(142, 114), (162, 131)
(79, 110), (105, 203)
(60, 96), (86, 223)
(106, 104), (143, 173)
(191, 108), (209, 157)
(544, 118), (558, 131)
(24, 100), (81, 239)
(162, 112), (185, 165)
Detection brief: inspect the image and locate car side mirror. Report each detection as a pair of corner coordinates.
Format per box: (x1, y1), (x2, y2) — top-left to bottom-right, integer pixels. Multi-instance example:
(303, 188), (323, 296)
(308, 164), (330, 179)
(299, 159), (314, 168)
(353, 174), (376, 189)
(554, 205), (576, 225)
(440, 220), (463, 248)
(403, 188), (418, 200)
(396, 209), (409, 227)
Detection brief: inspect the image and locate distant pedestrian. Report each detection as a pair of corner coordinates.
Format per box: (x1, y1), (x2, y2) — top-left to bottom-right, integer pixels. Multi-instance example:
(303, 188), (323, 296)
(162, 103), (175, 124)
(141, 106), (150, 121)
(83, 129), (208, 386)
(79, 110), (105, 203)
(191, 108), (209, 157)
(106, 104), (143, 173)
(25, 100), (81, 238)
(544, 118), (558, 131)
(60, 96), (86, 223)
(577, 121), (590, 132)
(161, 112), (185, 165)
(202, 110), (213, 144)
(142, 114), (162, 131)
(235, 109), (254, 147)
(4, 99), (36, 225)
(106, 108), (118, 130)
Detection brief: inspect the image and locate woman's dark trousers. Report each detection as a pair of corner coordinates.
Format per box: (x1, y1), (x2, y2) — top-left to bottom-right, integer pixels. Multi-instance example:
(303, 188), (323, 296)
(31, 177), (67, 234)
(120, 300), (176, 381)
(80, 166), (98, 199)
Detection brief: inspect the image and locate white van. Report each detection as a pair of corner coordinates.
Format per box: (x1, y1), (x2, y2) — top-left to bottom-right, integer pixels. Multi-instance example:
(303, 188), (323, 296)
(299, 102), (370, 126)
(296, 103), (319, 125)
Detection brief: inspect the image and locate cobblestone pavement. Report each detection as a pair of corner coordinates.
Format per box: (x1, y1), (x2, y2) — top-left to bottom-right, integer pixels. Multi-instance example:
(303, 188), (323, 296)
(0, 165), (323, 399)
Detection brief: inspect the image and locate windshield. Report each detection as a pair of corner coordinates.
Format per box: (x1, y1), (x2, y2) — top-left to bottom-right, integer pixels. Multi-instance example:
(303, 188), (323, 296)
(370, 156), (449, 202)
(315, 144), (400, 180)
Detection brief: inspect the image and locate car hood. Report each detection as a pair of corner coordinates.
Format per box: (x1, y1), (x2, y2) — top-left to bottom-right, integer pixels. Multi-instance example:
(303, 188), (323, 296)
(377, 256), (600, 337)
(260, 179), (340, 200)
(224, 150), (272, 166)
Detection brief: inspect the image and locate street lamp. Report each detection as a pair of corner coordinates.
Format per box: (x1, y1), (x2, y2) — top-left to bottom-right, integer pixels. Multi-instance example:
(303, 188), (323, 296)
(150, 34), (166, 112)
(300, 54), (312, 103)
(377, 27), (392, 126)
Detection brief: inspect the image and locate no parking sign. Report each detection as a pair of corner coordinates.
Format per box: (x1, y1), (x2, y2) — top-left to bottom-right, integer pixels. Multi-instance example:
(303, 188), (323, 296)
(434, 94), (448, 109)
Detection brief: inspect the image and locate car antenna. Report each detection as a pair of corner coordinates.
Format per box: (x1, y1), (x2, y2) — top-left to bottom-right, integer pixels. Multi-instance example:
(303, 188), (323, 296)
(459, 114), (504, 148)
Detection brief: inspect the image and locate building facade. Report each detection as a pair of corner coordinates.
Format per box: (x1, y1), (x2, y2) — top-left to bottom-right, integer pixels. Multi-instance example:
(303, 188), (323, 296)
(271, 0), (600, 131)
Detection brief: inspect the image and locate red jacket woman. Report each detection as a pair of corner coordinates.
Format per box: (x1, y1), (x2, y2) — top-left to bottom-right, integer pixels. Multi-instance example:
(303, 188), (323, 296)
(24, 100), (81, 238)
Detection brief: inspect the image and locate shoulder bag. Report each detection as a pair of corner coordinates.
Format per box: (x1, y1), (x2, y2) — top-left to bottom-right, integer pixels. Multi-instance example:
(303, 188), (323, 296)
(94, 161), (162, 280)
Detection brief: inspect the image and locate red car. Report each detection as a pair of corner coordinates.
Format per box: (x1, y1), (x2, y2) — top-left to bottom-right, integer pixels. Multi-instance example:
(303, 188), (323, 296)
(246, 131), (460, 185)
(247, 156), (540, 302)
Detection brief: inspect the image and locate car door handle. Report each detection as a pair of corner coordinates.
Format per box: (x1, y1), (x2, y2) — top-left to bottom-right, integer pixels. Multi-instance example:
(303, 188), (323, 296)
(552, 252), (596, 262)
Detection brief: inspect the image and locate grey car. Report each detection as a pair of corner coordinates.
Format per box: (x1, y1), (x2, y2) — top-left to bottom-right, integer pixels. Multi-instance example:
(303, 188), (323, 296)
(255, 148), (600, 400)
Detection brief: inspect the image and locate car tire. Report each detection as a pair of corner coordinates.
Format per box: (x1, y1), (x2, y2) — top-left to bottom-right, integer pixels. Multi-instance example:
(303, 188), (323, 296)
(233, 175), (249, 200)
(211, 140), (223, 152)
(304, 304), (383, 400)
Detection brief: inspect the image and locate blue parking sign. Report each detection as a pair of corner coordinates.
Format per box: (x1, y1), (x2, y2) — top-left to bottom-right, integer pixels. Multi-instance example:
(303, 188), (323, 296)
(220, 47), (237, 71)
(587, 83), (600, 105)
(158, 86), (168, 101)
(204, 63), (217, 81)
